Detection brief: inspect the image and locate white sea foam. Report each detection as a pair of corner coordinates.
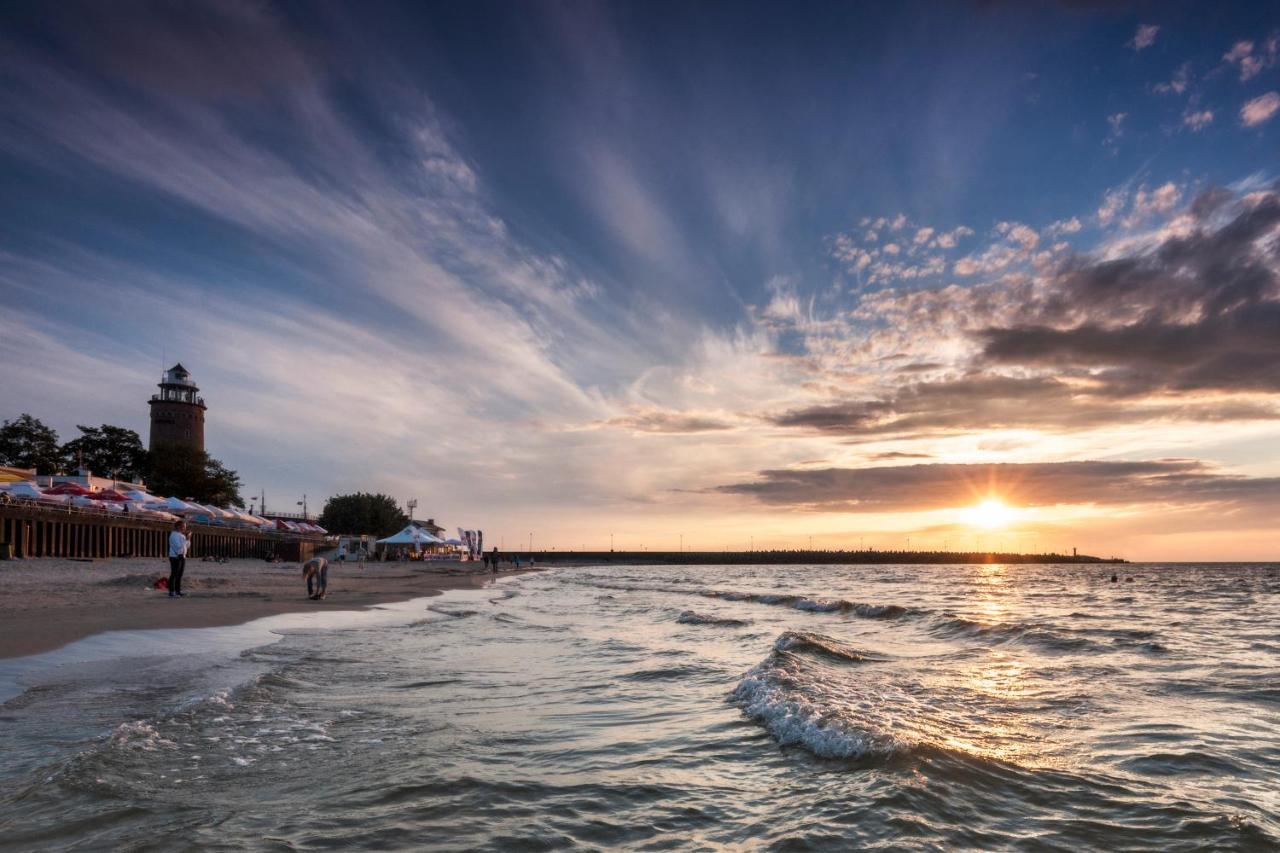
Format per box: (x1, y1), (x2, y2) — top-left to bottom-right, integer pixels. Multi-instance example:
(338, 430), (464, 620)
(731, 657), (898, 759)
(110, 721), (176, 752)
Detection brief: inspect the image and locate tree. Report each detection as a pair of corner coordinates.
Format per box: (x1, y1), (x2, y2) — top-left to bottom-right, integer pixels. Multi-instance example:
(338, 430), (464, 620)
(147, 443), (245, 507)
(319, 493), (407, 537)
(0, 414), (63, 474)
(61, 424), (149, 481)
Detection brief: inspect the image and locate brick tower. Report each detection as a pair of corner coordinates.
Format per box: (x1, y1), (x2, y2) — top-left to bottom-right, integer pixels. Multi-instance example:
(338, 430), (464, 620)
(148, 363), (206, 452)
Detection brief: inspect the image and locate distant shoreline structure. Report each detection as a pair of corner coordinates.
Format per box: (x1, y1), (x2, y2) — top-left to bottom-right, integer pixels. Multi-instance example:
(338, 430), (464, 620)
(514, 550), (1127, 565)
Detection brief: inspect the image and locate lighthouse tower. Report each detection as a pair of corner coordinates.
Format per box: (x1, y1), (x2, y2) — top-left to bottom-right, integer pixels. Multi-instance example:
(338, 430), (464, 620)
(148, 363), (207, 453)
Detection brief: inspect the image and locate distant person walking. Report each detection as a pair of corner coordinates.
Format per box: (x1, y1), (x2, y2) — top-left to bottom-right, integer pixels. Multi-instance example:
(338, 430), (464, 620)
(491, 547), (500, 573)
(168, 520), (189, 598)
(303, 557), (329, 600)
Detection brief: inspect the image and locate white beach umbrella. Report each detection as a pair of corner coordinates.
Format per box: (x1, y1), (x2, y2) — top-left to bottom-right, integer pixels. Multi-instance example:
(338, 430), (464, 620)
(149, 496), (201, 514)
(2, 482), (45, 499)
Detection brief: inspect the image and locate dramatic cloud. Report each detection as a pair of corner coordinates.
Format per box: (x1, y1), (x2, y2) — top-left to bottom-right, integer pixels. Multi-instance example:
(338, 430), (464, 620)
(770, 375), (1277, 437)
(1240, 92), (1280, 127)
(719, 459), (1280, 512)
(979, 188), (1280, 396)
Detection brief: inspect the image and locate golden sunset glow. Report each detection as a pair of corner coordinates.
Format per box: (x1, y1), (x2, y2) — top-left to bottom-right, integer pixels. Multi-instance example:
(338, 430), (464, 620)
(961, 498), (1019, 530)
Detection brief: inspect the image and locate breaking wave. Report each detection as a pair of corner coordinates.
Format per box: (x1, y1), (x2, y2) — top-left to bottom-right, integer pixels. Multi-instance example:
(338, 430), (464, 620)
(566, 577), (918, 621)
(705, 590), (914, 619)
(677, 610), (750, 626)
(772, 631), (886, 664)
(730, 644), (900, 760)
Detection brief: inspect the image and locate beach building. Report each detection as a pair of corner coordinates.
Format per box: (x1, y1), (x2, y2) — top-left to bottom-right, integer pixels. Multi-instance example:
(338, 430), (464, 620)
(413, 518), (446, 537)
(148, 363), (206, 453)
(35, 469), (148, 493)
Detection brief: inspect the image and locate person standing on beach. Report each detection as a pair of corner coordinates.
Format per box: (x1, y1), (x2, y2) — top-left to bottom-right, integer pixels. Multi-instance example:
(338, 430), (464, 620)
(168, 520), (189, 598)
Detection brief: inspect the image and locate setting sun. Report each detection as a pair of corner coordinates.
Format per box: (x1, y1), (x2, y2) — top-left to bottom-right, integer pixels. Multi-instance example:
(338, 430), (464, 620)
(961, 498), (1019, 529)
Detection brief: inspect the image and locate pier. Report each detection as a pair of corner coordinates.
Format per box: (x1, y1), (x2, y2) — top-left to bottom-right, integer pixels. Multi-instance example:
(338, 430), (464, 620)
(509, 550), (1127, 565)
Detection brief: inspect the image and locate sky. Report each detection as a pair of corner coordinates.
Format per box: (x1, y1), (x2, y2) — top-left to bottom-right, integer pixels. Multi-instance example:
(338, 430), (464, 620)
(2, 1), (1279, 560)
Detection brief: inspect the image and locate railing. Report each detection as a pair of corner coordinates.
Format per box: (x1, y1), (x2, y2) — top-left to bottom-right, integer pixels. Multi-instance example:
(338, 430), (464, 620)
(0, 495), (321, 538)
(150, 393), (206, 406)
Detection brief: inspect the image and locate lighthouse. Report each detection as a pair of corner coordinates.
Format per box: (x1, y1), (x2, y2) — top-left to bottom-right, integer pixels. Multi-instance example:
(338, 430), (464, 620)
(148, 363), (206, 453)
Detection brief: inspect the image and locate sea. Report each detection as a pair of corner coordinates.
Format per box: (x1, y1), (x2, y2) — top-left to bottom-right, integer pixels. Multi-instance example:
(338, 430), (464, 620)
(1, 562), (1278, 851)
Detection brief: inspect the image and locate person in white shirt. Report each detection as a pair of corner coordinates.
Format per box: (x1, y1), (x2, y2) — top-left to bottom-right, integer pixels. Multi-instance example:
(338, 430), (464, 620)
(168, 520), (190, 598)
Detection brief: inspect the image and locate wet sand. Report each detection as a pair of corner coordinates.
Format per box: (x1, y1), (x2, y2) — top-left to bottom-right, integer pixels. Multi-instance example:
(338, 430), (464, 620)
(0, 556), (531, 659)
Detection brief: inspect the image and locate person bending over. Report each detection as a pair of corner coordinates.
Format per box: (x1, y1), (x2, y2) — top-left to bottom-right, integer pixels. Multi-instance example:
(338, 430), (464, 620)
(168, 520), (189, 598)
(303, 557), (329, 600)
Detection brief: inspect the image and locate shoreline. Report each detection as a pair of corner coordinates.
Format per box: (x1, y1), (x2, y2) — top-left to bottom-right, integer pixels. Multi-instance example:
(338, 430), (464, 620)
(0, 556), (538, 660)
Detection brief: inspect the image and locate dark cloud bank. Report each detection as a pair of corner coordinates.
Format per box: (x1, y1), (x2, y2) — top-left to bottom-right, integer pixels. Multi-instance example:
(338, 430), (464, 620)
(718, 459), (1280, 512)
(981, 189), (1280, 396)
(777, 187), (1280, 438)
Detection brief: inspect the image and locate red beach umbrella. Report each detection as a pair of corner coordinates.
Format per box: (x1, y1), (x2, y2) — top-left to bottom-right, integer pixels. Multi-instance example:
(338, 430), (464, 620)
(45, 481), (92, 496)
(89, 489), (130, 502)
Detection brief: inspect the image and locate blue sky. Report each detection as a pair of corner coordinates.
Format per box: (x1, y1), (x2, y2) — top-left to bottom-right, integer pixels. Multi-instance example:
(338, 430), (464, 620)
(2, 1), (1279, 557)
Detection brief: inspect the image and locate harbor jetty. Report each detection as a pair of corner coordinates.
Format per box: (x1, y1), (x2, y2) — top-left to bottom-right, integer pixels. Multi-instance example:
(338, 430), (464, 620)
(512, 549), (1127, 566)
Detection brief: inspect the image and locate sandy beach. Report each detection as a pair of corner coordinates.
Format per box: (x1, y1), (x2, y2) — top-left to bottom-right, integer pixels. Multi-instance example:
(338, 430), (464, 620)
(0, 556), (531, 659)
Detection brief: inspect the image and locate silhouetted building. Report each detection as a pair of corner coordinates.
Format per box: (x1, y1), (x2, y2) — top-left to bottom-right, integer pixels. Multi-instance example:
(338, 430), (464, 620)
(148, 363), (206, 453)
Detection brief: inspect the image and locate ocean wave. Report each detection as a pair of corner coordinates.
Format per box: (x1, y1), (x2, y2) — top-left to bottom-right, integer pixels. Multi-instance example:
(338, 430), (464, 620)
(567, 577), (918, 621)
(677, 610), (750, 626)
(621, 665), (709, 682)
(772, 631), (885, 664)
(705, 590), (915, 619)
(427, 605), (479, 618)
(1119, 750), (1248, 777)
(730, 651), (900, 759)
(927, 614), (1105, 653)
(390, 678), (465, 689)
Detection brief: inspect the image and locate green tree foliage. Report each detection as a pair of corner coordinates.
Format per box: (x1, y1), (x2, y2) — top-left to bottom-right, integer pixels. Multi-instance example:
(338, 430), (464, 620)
(147, 443), (245, 507)
(318, 493), (408, 537)
(0, 413), (63, 474)
(61, 424), (149, 481)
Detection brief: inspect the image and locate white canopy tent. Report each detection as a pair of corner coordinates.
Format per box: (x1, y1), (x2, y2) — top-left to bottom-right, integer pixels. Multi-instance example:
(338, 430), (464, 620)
(376, 525), (444, 552)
